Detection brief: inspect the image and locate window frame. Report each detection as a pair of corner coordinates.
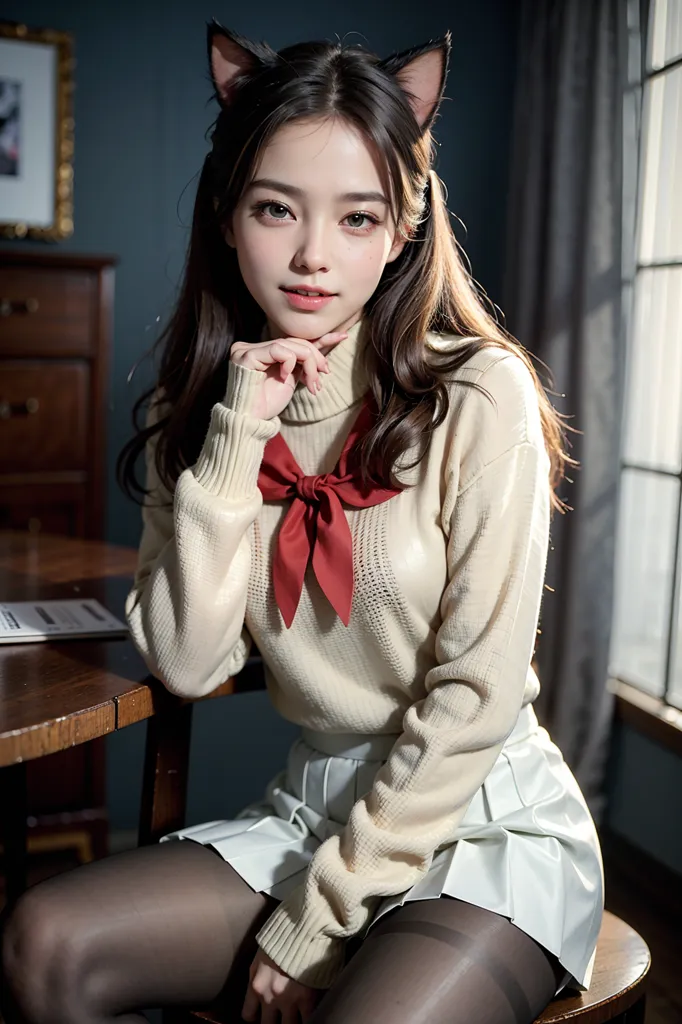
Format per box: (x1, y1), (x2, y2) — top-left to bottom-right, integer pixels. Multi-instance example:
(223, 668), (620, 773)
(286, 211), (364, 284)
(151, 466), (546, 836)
(609, 0), (682, 750)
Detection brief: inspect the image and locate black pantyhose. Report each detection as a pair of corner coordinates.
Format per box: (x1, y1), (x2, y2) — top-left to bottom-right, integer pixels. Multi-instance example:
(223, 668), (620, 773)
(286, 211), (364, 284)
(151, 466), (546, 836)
(310, 899), (568, 1023)
(0, 840), (276, 1024)
(0, 838), (567, 1024)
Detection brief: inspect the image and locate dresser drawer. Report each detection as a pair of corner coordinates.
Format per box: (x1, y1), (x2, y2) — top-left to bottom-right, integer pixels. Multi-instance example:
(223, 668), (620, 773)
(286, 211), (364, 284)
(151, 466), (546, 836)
(0, 361), (89, 472)
(0, 266), (95, 357)
(0, 480), (87, 537)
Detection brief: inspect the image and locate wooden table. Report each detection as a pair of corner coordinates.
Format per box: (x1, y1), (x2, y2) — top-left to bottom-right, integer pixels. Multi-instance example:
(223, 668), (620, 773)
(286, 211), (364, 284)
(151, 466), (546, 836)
(0, 530), (264, 906)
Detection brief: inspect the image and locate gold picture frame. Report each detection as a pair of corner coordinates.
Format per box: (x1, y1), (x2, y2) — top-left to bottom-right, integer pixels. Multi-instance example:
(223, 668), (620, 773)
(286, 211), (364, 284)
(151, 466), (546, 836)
(0, 21), (75, 241)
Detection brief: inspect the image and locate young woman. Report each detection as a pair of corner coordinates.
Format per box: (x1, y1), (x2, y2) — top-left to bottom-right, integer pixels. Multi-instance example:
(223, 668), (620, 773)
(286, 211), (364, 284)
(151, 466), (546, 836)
(0, 22), (604, 1024)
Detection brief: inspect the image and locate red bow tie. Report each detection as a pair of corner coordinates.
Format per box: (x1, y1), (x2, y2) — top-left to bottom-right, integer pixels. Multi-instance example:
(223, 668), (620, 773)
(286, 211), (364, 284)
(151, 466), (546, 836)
(257, 391), (402, 628)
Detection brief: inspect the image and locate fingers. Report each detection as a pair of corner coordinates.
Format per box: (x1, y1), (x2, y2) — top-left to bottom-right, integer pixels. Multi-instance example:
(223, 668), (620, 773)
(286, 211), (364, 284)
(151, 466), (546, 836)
(311, 335), (347, 362)
(260, 1003), (279, 1024)
(273, 347), (315, 392)
(252, 994), (311, 1024)
(246, 994), (293, 1024)
(275, 333), (345, 361)
(291, 330), (348, 389)
(280, 1004), (299, 1024)
(267, 340), (328, 383)
(264, 343), (297, 382)
(267, 339), (336, 394)
(240, 984), (259, 1021)
(230, 330), (347, 399)
(242, 969), (319, 1023)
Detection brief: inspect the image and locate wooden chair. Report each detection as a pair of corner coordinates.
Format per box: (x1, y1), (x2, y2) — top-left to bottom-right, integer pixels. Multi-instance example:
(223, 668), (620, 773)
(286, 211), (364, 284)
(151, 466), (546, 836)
(138, 664), (651, 1024)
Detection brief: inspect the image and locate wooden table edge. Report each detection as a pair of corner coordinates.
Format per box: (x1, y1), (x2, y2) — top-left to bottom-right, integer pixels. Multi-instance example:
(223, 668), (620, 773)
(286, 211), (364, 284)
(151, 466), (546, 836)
(0, 701), (117, 767)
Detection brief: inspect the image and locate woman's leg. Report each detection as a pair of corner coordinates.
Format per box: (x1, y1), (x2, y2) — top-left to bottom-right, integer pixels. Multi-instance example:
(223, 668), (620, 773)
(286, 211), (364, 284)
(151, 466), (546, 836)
(309, 896), (568, 1024)
(0, 838), (278, 1024)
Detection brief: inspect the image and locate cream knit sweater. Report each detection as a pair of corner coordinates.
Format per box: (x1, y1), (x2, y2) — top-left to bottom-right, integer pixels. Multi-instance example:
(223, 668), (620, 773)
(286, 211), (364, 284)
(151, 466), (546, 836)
(125, 317), (552, 988)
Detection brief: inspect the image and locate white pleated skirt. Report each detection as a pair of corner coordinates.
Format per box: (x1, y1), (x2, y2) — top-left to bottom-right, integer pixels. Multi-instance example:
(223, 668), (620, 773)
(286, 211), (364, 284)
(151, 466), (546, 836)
(160, 703), (604, 998)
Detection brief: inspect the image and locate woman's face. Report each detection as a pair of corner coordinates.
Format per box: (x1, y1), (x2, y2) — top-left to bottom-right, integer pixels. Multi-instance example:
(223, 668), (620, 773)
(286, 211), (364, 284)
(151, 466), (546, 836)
(224, 116), (408, 342)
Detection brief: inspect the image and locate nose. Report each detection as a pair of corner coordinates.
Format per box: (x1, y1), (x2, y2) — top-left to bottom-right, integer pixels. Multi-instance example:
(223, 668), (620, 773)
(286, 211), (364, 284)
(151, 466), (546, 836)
(293, 222), (331, 274)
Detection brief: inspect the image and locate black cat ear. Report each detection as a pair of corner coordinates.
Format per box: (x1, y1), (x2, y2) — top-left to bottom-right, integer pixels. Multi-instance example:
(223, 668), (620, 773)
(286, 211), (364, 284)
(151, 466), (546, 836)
(207, 20), (280, 107)
(378, 32), (451, 134)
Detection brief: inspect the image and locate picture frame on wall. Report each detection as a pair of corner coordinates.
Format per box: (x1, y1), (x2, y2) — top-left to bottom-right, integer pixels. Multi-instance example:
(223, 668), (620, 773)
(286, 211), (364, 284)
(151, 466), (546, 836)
(0, 21), (74, 241)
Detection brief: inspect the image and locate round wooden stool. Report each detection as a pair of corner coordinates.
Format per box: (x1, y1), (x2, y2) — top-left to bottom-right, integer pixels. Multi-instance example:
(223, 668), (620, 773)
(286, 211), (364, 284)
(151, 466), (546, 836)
(171, 910), (650, 1024)
(534, 912), (650, 1022)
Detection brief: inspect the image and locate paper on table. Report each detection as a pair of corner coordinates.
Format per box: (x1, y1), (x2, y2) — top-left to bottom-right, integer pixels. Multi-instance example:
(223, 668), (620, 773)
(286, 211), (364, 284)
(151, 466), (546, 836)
(0, 599), (128, 644)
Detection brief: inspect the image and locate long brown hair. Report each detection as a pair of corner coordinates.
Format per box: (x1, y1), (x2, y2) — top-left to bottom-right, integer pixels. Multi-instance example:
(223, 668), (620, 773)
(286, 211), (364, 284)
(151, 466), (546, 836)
(116, 24), (578, 517)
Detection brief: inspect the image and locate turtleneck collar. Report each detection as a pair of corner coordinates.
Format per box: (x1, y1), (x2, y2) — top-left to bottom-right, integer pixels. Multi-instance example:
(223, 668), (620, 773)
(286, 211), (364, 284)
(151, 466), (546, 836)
(260, 316), (370, 424)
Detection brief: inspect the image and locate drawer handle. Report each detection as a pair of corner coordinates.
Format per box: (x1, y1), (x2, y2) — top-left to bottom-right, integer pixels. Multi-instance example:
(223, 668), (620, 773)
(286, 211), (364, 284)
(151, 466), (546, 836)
(0, 397), (40, 419)
(0, 297), (39, 316)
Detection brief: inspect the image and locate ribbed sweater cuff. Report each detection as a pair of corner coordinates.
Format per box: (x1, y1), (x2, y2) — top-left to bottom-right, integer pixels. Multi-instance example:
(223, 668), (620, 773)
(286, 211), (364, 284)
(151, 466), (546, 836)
(224, 359), (270, 417)
(256, 902), (346, 989)
(192, 402), (280, 499)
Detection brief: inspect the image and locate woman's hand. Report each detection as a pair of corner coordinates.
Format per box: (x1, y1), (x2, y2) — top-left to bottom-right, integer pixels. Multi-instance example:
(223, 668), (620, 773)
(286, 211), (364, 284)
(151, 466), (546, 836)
(241, 947), (322, 1023)
(229, 330), (348, 420)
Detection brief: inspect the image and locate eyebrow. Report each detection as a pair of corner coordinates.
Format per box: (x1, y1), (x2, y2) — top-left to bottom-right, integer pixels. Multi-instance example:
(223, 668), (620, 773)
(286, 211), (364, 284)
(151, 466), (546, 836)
(246, 177), (390, 206)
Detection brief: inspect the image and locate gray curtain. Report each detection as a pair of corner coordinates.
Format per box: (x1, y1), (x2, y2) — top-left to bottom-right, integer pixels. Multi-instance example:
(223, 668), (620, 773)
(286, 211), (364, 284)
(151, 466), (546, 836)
(503, 0), (641, 819)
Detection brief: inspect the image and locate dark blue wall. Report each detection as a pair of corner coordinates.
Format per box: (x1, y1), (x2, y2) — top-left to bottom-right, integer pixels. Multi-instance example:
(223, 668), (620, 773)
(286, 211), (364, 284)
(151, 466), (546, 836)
(1, 1), (521, 829)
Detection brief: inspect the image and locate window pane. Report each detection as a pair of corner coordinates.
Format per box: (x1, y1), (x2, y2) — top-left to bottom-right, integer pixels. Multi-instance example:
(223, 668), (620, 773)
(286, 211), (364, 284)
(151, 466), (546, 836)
(622, 266), (682, 471)
(638, 68), (682, 262)
(609, 469), (679, 697)
(649, 0), (682, 69)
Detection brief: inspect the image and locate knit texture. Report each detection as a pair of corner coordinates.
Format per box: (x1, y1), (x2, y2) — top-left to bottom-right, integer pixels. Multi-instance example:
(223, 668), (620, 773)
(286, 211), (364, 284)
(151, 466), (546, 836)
(125, 317), (552, 986)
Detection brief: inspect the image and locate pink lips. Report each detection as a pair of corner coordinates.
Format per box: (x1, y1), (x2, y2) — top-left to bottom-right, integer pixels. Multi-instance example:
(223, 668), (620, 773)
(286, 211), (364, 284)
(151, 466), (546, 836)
(281, 288), (336, 311)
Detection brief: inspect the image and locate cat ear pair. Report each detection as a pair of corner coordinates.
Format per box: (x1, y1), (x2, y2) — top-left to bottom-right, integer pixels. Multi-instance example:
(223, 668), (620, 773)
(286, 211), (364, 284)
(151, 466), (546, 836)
(207, 20), (451, 135)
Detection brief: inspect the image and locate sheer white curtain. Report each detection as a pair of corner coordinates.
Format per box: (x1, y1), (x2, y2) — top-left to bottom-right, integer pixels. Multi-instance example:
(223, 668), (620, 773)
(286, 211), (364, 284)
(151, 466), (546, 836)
(503, 0), (636, 818)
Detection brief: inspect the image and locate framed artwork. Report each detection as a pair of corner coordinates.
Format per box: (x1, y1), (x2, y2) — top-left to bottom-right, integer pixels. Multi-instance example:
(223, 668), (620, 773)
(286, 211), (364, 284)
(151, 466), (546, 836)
(0, 21), (74, 241)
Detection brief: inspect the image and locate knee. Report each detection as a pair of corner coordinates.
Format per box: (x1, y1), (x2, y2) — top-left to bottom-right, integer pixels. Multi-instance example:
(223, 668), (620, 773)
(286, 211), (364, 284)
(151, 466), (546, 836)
(1, 886), (89, 1023)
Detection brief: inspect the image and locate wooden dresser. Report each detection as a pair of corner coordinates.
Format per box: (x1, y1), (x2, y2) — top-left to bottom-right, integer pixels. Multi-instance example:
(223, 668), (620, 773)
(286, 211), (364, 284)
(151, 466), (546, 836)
(0, 249), (117, 873)
(0, 250), (116, 538)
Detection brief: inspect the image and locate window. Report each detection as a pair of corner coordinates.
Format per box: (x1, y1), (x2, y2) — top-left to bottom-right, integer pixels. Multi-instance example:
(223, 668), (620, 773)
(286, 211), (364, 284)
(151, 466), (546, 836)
(609, 0), (682, 710)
